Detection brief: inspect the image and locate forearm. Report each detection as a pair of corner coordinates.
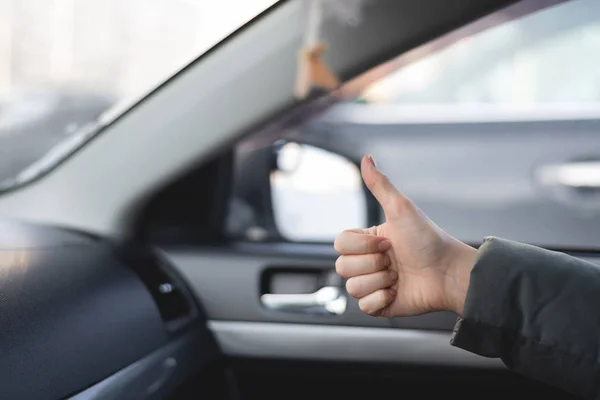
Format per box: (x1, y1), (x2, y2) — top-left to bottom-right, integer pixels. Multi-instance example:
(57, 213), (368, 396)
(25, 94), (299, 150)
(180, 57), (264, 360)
(449, 237), (600, 399)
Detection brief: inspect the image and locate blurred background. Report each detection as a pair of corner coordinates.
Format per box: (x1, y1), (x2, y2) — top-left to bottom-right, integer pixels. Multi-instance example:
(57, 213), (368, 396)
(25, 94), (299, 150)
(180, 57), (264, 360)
(0, 0), (277, 99)
(0, 0), (276, 183)
(1, 0), (600, 251)
(234, 0), (600, 250)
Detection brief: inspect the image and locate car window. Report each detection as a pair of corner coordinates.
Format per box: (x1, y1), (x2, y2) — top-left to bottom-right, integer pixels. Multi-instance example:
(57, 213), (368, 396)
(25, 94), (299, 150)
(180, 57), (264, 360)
(229, 0), (600, 250)
(364, 0), (600, 105)
(0, 0), (277, 188)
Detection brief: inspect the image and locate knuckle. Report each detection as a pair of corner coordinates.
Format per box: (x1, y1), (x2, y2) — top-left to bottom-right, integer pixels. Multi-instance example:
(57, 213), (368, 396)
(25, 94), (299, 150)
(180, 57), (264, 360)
(366, 238), (378, 253)
(382, 270), (394, 286)
(370, 253), (383, 272)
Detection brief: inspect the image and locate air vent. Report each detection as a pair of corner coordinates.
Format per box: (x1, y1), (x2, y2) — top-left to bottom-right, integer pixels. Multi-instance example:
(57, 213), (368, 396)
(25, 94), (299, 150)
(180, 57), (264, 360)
(114, 243), (197, 334)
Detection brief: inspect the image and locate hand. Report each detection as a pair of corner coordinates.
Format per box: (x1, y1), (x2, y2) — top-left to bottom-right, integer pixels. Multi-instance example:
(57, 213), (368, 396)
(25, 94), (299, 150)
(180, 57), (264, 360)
(334, 155), (478, 317)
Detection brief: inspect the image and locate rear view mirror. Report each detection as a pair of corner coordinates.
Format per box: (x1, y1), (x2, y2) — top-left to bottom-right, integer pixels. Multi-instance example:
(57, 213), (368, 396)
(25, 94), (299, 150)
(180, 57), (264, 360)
(271, 142), (367, 242)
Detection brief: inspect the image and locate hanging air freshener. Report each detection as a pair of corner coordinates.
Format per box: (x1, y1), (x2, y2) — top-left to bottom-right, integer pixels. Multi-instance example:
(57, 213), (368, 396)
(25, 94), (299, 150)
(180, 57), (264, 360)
(294, 0), (369, 99)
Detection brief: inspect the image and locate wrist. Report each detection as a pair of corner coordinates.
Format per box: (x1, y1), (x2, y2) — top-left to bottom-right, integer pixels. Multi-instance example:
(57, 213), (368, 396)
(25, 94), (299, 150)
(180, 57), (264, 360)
(442, 240), (478, 316)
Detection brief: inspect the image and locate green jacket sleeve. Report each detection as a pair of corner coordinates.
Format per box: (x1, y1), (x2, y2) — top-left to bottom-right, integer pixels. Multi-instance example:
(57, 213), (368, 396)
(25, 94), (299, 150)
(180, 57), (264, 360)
(450, 237), (600, 399)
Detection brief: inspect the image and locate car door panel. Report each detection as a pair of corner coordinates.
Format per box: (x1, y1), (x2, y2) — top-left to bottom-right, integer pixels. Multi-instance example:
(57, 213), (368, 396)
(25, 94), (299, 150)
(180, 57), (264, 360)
(162, 244), (461, 331)
(162, 245), (498, 368)
(207, 321), (499, 368)
(161, 246), (389, 329)
(164, 243), (600, 371)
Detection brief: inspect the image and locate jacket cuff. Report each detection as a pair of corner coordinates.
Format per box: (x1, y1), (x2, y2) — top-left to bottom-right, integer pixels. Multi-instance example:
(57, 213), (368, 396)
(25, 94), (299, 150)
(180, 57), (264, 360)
(449, 237), (513, 358)
(448, 236), (600, 398)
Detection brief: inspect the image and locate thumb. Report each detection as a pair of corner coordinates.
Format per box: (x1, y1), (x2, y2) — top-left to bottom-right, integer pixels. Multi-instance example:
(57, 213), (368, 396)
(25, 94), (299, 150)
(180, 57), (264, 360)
(361, 155), (407, 219)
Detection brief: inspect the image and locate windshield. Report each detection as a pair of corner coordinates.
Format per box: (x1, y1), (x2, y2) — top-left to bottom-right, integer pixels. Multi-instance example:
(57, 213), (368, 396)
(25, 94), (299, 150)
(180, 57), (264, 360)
(363, 0), (600, 108)
(0, 0), (277, 189)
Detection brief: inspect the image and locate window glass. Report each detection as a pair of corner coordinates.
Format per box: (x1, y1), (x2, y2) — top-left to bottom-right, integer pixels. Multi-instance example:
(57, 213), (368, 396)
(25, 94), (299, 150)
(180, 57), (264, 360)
(0, 0), (277, 187)
(364, 0), (600, 106)
(230, 0), (600, 250)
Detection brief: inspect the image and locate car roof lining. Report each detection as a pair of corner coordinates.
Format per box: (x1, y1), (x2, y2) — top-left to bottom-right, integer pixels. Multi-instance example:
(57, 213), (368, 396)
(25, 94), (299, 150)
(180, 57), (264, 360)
(0, 0), (548, 237)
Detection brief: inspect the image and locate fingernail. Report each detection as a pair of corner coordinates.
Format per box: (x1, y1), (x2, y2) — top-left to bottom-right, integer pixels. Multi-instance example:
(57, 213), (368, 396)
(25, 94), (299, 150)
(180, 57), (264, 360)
(388, 288), (397, 297)
(367, 154), (377, 168)
(389, 270), (398, 280)
(383, 255), (391, 266)
(378, 240), (391, 251)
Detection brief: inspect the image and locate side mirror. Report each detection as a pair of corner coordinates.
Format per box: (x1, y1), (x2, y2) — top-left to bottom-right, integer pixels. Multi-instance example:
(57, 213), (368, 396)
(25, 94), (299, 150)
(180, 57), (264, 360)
(230, 141), (380, 242)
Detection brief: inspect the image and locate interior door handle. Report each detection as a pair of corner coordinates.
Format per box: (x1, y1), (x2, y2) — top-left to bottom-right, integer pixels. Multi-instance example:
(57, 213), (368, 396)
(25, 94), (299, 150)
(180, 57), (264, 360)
(536, 160), (600, 189)
(260, 286), (347, 316)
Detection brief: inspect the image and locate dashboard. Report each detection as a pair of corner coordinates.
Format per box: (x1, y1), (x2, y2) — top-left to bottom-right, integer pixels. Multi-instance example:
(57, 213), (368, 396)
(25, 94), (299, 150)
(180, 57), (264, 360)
(0, 219), (217, 400)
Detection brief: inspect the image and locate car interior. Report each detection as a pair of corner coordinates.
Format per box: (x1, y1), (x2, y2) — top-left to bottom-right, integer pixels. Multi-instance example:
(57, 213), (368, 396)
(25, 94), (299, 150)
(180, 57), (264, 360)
(0, 0), (594, 399)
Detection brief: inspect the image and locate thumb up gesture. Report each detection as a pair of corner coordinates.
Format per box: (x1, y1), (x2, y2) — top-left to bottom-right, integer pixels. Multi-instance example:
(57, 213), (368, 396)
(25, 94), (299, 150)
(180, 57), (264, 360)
(334, 156), (477, 317)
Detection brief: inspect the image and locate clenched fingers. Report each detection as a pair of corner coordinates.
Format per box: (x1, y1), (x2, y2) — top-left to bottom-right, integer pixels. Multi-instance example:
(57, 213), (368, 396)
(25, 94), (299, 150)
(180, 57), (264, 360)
(346, 269), (398, 298)
(336, 253), (391, 278)
(358, 288), (396, 315)
(334, 230), (390, 255)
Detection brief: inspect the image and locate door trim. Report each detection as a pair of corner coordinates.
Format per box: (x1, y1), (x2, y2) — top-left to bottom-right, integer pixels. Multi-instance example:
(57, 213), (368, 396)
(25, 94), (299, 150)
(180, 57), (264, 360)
(208, 321), (503, 368)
